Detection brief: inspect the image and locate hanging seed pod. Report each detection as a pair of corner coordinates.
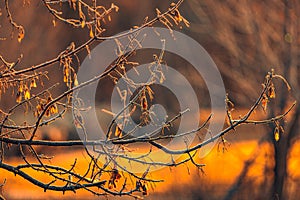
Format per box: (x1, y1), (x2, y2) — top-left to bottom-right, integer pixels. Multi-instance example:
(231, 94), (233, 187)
(16, 91), (22, 103)
(30, 78), (37, 88)
(24, 89), (31, 100)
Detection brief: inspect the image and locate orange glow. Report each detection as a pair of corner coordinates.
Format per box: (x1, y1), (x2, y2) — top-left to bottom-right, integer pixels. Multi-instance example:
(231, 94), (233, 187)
(1, 140), (299, 199)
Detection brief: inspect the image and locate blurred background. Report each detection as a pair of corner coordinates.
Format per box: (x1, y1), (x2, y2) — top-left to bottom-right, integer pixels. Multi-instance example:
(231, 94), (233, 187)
(0, 0), (299, 199)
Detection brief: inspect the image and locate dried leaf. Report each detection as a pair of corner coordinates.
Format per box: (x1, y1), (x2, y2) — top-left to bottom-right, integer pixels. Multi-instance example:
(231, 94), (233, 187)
(274, 127), (280, 142)
(268, 83), (276, 98)
(17, 28), (25, 43)
(261, 94), (268, 111)
(16, 92), (22, 103)
(85, 45), (91, 59)
(173, 10), (182, 22)
(45, 108), (50, 117)
(30, 79), (37, 88)
(52, 19), (56, 27)
(63, 74), (68, 83)
(50, 104), (58, 114)
(74, 75), (78, 86)
(35, 103), (43, 117)
(18, 85), (23, 93)
(114, 126), (122, 138)
(24, 89), (30, 100)
(146, 86), (154, 101)
(89, 29), (94, 38)
(81, 20), (85, 28)
(79, 3), (86, 28)
(108, 169), (121, 189)
(141, 95), (147, 111)
(47, 96), (53, 104)
(63, 66), (70, 83)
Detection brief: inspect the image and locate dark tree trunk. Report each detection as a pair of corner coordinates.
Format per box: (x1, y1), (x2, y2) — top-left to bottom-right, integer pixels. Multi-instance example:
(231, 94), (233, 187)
(273, 134), (288, 199)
